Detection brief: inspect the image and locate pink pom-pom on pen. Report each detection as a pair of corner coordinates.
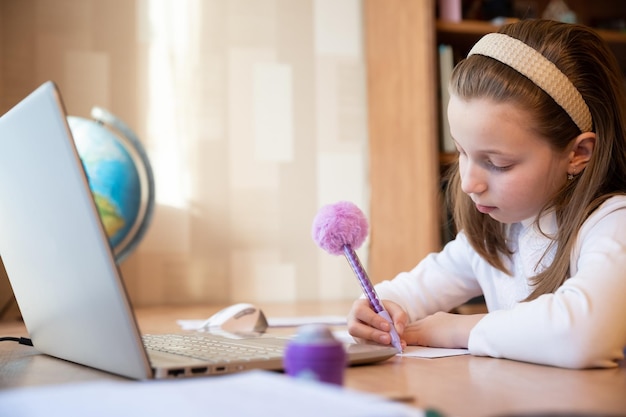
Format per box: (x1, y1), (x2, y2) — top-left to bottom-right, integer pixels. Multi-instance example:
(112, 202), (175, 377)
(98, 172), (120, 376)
(311, 201), (368, 255)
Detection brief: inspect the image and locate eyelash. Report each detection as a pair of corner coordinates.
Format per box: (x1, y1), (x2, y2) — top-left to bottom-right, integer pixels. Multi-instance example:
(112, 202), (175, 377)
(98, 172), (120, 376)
(458, 152), (511, 172)
(485, 160), (511, 172)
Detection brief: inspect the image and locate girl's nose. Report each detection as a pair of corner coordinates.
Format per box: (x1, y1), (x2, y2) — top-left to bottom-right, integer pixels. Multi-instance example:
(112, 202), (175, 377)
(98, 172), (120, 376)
(460, 161), (487, 195)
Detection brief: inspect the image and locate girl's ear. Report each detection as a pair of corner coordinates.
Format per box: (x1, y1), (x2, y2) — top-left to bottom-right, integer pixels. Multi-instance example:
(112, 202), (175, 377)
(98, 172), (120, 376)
(568, 132), (596, 175)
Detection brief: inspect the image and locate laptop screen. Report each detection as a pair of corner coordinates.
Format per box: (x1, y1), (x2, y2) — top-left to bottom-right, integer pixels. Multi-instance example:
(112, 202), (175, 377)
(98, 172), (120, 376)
(0, 81), (153, 379)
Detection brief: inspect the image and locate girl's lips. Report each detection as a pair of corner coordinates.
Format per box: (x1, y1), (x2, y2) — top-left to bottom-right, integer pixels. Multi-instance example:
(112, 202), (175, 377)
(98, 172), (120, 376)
(476, 204), (496, 214)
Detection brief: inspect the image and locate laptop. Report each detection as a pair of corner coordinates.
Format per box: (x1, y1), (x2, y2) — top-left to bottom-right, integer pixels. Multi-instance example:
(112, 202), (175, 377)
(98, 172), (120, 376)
(0, 81), (397, 380)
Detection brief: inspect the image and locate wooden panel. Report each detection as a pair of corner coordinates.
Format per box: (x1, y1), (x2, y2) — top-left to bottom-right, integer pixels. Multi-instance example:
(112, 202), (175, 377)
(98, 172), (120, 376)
(364, 0), (441, 283)
(0, 0), (38, 112)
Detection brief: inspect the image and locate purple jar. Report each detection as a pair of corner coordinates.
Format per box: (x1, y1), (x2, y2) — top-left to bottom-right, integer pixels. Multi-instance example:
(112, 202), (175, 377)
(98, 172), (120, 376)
(283, 324), (347, 385)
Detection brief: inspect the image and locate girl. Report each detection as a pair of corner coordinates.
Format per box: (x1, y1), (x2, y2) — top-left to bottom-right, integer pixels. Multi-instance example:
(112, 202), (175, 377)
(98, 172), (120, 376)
(348, 19), (626, 369)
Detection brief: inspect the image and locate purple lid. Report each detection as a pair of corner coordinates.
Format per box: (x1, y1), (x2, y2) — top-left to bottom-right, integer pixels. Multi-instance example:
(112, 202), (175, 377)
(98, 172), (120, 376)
(283, 324), (346, 385)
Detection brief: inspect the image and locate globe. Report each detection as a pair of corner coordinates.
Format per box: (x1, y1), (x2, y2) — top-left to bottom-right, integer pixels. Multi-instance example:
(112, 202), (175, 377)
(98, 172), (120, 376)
(67, 108), (155, 263)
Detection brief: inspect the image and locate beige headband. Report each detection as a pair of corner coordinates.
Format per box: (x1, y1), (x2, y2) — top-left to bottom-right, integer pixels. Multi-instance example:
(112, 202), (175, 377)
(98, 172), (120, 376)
(468, 33), (593, 133)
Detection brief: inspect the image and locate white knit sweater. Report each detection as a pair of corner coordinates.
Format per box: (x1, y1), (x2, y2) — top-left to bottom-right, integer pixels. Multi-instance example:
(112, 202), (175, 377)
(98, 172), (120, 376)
(375, 196), (626, 368)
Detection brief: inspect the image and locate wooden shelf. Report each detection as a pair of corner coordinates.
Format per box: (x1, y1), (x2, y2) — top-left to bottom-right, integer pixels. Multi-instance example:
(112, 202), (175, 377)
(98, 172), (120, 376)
(437, 19), (626, 44)
(437, 19), (501, 36)
(436, 20), (497, 53)
(439, 152), (457, 166)
(595, 28), (626, 44)
(436, 19), (626, 85)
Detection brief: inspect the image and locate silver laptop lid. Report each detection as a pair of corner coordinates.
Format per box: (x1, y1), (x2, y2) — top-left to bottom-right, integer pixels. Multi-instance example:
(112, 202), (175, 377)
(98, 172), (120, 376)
(0, 81), (152, 379)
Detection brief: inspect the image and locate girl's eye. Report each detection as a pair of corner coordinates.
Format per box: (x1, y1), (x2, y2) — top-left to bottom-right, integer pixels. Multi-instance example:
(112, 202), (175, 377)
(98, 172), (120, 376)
(485, 160), (511, 172)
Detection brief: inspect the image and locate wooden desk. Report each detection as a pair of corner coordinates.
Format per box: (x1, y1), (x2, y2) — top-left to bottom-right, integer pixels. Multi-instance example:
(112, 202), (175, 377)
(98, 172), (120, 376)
(1, 303), (625, 417)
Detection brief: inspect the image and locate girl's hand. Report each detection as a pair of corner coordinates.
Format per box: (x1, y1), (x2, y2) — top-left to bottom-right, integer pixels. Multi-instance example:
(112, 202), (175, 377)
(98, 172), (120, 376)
(402, 312), (485, 349)
(347, 298), (408, 349)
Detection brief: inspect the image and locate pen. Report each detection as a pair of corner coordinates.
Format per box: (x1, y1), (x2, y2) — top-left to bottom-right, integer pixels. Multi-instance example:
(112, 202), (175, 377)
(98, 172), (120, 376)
(311, 201), (403, 353)
(342, 244), (403, 352)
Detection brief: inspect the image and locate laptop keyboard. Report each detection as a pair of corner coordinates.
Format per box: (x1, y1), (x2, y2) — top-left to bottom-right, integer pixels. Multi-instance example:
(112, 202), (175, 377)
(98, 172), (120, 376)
(142, 333), (286, 363)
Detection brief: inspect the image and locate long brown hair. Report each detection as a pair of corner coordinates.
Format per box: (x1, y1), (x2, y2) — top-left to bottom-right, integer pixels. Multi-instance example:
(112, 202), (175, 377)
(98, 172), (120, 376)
(447, 19), (626, 300)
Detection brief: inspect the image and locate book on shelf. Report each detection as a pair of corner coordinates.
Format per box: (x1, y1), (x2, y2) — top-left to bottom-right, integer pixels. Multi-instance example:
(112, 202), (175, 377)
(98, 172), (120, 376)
(438, 44), (455, 154)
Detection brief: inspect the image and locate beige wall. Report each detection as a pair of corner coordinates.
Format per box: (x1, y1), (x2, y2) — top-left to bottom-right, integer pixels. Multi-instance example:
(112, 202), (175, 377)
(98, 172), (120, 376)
(0, 0), (370, 307)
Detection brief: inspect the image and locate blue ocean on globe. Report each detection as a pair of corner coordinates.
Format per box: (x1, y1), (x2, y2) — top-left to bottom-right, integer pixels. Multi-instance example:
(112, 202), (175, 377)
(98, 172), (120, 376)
(65, 107), (155, 263)
(67, 116), (143, 258)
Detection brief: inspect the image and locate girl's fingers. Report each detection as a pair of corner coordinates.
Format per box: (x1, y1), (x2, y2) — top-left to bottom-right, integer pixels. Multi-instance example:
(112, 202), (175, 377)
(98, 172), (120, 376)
(347, 299), (406, 346)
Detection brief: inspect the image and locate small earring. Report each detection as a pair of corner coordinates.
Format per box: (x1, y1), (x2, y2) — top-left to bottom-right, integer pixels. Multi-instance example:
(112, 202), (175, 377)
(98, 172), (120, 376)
(567, 173), (574, 180)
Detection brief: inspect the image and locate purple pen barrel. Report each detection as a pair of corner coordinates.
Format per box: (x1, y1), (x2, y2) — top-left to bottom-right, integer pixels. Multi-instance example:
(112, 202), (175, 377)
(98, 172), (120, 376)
(342, 245), (384, 313)
(342, 244), (403, 353)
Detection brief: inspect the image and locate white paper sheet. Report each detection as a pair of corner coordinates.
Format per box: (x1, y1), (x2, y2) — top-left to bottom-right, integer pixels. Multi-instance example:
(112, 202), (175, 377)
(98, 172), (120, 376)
(399, 346), (469, 358)
(0, 370), (423, 417)
(331, 330), (469, 358)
